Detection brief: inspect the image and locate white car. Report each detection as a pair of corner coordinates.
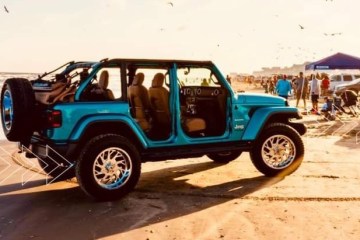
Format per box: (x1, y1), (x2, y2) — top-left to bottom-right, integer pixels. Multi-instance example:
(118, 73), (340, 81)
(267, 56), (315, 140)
(329, 74), (360, 92)
(334, 78), (360, 95)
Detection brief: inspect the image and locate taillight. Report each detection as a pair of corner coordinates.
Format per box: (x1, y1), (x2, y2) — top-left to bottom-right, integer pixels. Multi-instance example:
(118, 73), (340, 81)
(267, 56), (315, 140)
(47, 110), (62, 128)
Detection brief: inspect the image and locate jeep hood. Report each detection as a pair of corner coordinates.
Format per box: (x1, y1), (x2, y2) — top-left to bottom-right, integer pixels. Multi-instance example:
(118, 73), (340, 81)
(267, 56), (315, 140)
(234, 93), (287, 106)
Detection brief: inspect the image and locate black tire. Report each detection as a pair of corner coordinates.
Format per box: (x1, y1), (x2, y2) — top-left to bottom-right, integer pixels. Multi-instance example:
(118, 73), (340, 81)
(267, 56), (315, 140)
(75, 134), (141, 201)
(38, 158), (75, 181)
(0, 78), (35, 141)
(249, 123), (304, 177)
(207, 150), (242, 163)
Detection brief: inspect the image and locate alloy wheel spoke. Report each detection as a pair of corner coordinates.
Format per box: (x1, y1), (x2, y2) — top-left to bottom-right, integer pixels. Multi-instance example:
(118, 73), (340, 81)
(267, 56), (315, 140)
(93, 147), (132, 190)
(261, 135), (296, 169)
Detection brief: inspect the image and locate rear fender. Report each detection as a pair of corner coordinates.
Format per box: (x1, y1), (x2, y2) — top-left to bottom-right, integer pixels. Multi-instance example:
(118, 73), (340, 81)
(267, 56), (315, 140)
(69, 115), (148, 148)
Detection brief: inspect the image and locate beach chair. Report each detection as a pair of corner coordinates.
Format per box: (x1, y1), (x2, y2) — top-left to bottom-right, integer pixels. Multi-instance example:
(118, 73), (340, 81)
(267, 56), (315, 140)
(340, 90), (359, 117)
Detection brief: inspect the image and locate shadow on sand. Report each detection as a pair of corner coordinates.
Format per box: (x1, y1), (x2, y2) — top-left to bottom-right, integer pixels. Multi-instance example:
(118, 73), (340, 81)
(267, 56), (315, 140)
(0, 161), (284, 239)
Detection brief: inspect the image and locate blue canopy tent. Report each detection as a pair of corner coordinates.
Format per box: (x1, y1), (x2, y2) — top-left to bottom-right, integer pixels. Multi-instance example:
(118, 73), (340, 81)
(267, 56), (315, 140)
(305, 52), (360, 71)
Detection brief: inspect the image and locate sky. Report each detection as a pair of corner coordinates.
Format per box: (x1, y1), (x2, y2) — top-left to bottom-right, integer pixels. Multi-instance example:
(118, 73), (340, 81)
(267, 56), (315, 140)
(1, 0), (360, 74)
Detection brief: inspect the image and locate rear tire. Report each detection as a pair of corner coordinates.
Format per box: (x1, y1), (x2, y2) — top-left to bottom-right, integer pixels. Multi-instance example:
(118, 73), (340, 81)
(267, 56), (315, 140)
(76, 134), (141, 201)
(207, 151), (242, 163)
(1, 78), (35, 141)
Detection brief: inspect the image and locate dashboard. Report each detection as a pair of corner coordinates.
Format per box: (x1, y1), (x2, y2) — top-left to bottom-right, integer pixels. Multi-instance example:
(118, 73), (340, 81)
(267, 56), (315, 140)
(180, 86), (223, 97)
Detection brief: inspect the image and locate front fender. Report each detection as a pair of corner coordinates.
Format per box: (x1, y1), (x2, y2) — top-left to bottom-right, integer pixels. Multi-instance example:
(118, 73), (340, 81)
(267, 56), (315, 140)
(242, 107), (301, 140)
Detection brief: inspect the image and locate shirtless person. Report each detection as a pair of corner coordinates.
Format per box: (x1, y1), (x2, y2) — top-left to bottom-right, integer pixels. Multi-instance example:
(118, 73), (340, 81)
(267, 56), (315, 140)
(295, 72), (309, 110)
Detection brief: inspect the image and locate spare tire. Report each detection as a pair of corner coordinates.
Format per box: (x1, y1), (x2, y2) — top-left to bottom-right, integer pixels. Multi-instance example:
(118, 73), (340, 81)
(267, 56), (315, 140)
(1, 78), (35, 141)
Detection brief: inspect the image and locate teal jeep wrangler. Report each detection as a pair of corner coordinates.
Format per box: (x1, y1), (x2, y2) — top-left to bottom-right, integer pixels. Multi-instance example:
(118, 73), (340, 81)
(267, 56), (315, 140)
(1, 59), (306, 200)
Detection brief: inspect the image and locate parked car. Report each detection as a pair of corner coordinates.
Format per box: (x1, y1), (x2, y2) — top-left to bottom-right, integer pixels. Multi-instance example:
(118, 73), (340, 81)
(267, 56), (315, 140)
(1, 58), (306, 201)
(334, 78), (360, 95)
(329, 74), (360, 92)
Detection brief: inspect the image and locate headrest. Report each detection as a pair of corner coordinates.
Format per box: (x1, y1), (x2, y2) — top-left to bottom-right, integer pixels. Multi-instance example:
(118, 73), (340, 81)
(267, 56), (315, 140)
(99, 70), (109, 89)
(132, 72), (144, 86)
(152, 73), (165, 88)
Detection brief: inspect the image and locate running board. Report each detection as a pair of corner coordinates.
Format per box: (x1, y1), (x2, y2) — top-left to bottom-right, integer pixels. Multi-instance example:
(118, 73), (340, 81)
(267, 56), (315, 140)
(141, 141), (253, 162)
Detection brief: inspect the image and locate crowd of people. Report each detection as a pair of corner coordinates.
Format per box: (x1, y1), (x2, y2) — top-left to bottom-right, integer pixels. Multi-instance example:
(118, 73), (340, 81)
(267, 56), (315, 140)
(254, 72), (358, 117)
(256, 72), (330, 113)
(227, 73), (358, 118)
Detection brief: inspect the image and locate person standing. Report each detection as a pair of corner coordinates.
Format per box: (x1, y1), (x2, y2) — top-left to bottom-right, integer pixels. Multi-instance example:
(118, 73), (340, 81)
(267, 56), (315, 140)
(295, 72), (309, 110)
(321, 75), (330, 96)
(310, 74), (321, 114)
(226, 75), (232, 85)
(264, 79), (269, 93)
(291, 76), (298, 96)
(276, 74), (292, 99)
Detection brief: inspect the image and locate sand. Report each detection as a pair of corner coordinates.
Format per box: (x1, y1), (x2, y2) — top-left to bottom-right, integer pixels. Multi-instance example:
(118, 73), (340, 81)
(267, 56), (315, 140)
(0, 83), (359, 240)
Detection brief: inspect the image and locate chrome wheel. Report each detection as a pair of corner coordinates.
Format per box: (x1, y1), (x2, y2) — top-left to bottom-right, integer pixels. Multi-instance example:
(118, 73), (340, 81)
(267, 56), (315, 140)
(261, 134), (296, 169)
(2, 89), (13, 131)
(93, 147), (132, 190)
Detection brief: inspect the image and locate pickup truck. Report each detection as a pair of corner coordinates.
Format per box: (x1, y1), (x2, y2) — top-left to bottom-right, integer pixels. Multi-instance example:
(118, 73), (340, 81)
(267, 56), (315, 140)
(1, 58), (306, 200)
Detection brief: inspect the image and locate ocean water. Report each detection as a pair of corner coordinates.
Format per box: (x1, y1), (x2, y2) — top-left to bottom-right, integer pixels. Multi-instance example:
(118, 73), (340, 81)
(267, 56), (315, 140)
(0, 72), (39, 140)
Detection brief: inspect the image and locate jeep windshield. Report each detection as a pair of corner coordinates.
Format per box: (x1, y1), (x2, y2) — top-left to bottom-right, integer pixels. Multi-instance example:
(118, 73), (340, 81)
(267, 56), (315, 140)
(177, 67), (221, 87)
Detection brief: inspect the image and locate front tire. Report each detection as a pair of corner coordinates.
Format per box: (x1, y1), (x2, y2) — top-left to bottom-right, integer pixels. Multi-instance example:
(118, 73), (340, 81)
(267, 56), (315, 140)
(250, 123), (304, 177)
(76, 134), (141, 201)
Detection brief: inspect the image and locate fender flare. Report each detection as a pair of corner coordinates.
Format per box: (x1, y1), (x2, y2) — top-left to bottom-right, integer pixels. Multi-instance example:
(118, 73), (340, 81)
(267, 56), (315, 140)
(242, 107), (302, 140)
(69, 115), (149, 148)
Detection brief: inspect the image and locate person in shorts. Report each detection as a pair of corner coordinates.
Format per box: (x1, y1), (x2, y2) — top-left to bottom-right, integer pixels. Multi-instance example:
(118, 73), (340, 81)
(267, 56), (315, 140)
(310, 74), (321, 114)
(295, 72), (309, 110)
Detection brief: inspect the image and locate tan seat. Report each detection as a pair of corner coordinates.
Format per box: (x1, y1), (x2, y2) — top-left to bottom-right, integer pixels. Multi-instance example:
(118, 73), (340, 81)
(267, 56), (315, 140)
(52, 85), (76, 103)
(149, 73), (206, 135)
(183, 117), (206, 133)
(128, 73), (151, 131)
(149, 73), (171, 130)
(98, 71), (115, 100)
(35, 81), (67, 104)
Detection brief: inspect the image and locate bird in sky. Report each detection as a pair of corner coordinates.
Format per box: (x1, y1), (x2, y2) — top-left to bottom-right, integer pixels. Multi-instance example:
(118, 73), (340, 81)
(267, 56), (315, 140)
(299, 24), (304, 30)
(324, 32), (342, 36)
(4, 5), (9, 13)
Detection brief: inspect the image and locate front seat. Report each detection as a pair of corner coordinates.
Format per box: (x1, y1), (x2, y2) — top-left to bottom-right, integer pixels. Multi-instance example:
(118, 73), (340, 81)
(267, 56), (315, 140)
(128, 72), (152, 131)
(149, 73), (206, 137)
(148, 73), (172, 138)
(98, 70), (115, 100)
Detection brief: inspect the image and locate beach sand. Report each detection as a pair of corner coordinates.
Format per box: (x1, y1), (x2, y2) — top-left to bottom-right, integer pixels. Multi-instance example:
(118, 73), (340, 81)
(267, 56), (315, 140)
(0, 82), (359, 239)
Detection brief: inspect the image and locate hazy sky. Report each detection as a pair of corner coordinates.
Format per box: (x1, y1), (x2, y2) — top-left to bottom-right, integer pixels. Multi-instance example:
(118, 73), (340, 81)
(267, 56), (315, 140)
(1, 0), (360, 74)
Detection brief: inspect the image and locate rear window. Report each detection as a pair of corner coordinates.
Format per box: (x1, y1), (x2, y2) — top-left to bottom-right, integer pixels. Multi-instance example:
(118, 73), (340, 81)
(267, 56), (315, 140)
(343, 75), (353, 81)
(330, 75), (341, 82)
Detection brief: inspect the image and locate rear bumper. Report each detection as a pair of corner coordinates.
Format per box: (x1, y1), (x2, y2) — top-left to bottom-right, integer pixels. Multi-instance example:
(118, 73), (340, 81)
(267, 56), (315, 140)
(21, 136), (78, 164)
